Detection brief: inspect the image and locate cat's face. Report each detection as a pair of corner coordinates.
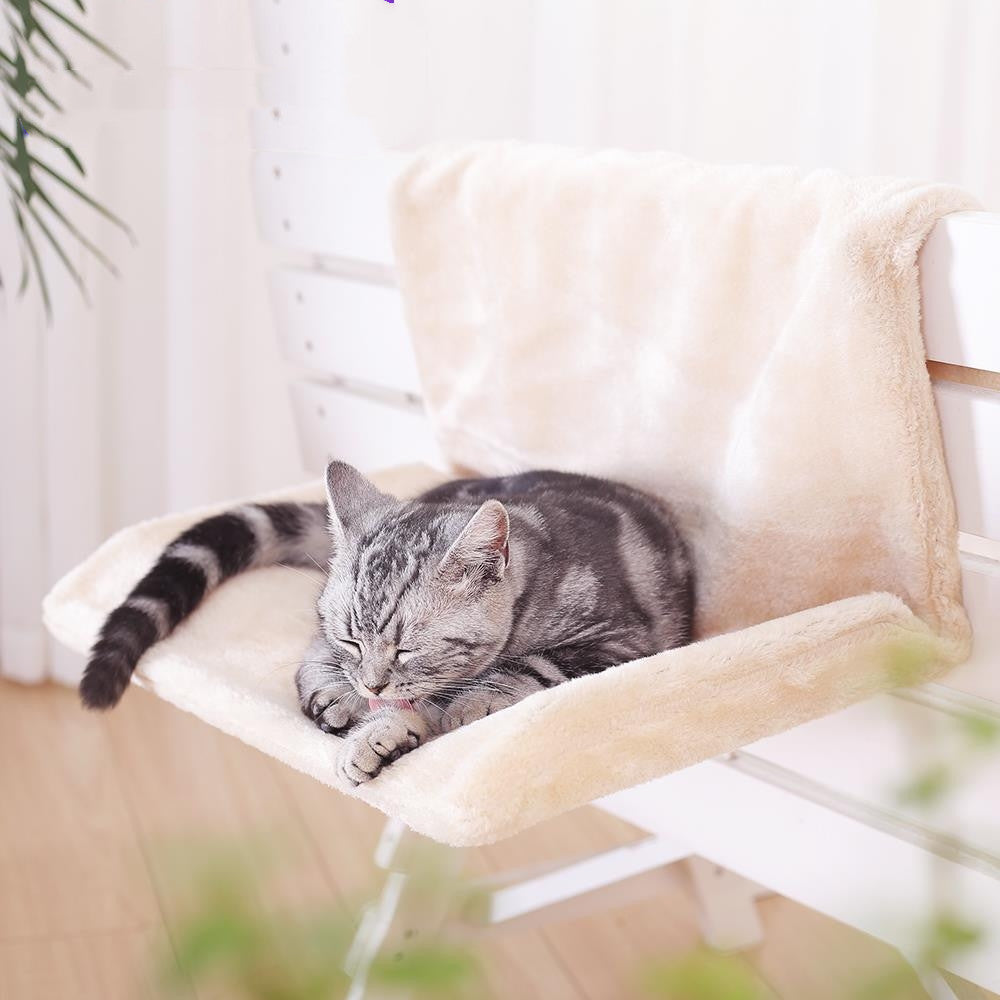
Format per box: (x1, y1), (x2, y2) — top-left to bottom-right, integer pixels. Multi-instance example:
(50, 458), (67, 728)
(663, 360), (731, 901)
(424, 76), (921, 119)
(315, 463), (513, 703)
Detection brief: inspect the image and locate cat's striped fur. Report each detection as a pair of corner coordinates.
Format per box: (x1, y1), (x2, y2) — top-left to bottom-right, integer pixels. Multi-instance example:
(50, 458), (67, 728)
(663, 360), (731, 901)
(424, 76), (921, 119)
(79, 502), (329, 710)
(81, 462), (694, 786)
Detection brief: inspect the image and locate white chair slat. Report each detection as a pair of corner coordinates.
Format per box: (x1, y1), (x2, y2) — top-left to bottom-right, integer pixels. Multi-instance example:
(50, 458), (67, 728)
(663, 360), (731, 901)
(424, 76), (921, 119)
(600, 761), (1000, 992)
(290, 379), (441, 473)
(934, 381), (1000, 543)
(251, 106), (380, 156)
(920, 212), (1000, 373)
(271, 271), (421, 395)
(744, 692), (1000, 858)
(252, 152), (399, 263)
(249, 0), (349, 72)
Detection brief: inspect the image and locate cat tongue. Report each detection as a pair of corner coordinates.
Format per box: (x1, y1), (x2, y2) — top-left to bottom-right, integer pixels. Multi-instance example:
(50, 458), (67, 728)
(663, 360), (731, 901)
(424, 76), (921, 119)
(368, 698), (414, 712)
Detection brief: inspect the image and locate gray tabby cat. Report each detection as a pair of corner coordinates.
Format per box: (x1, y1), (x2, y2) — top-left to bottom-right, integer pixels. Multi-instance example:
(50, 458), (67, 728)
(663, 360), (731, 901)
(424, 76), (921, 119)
(80, 462), (694, 785)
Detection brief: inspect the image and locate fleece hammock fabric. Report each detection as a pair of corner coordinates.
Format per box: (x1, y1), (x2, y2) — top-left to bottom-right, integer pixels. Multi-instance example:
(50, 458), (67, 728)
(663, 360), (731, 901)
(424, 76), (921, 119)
(45, 145), (974, 846)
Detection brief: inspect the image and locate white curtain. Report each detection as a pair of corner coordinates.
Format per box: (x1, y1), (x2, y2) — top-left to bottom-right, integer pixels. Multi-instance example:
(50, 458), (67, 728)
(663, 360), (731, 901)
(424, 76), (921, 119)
(346, 0), (1000, 208)
(3, 0), (998, 684)
(0, 0), (302, 683)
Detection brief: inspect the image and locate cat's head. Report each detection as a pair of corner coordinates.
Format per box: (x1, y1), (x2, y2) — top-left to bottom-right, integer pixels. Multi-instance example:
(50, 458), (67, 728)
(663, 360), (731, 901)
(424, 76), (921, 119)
(316, 462), (514, 703)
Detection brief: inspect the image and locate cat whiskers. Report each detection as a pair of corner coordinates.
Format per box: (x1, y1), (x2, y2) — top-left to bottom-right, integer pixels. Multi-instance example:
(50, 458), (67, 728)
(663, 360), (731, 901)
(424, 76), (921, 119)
(437, 677), (522, 699)
(276, 562), (325, 585)
(302, 553), (327, 572)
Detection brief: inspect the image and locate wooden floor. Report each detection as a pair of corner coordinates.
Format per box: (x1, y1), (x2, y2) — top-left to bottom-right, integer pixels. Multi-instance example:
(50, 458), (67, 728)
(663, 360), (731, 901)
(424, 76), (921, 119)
(0, 680), (990, 1000)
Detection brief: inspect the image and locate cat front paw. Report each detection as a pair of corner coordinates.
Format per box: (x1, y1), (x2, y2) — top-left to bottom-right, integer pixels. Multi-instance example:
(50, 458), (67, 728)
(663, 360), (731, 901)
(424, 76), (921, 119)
(440, 688), (514, 733)
(315, 693), (368, 734)
(337, 708), (428, 786)
(299, 681), (364, 732)
(296, 658), (366, 734)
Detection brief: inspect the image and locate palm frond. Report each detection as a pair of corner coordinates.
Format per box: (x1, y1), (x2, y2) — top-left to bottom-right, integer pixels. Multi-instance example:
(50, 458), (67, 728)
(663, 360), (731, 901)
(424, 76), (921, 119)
(1, 0), (129, 318)
(23, 194), (89, 302)
(12, 195), (50, 313)
(32, 0), (129, 69)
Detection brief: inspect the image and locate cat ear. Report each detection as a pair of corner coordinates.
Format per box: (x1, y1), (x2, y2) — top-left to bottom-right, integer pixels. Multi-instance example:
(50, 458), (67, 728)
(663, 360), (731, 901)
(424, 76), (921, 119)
(438, 500), (510, 585)
(325, 461), (391, 539)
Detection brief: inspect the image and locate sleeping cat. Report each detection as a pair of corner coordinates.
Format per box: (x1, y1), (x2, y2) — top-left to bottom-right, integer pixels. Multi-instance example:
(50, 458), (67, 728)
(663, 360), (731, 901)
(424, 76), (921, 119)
(80, 462), (694, 785)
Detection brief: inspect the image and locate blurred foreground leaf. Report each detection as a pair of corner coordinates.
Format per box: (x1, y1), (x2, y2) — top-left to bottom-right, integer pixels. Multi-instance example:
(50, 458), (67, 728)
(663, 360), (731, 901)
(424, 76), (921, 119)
(896, 763), (953, 808)
(642, 951), (770, 1000)
(370, 945), (480, 995)
(153, 834), (480, 1000)
(920, 912), (982, 968)
(956, 711), (1000, 749)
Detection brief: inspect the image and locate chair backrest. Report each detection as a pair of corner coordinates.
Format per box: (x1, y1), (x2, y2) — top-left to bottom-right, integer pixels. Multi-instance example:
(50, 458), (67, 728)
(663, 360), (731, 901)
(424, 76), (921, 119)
(248, 6), (1000, 709)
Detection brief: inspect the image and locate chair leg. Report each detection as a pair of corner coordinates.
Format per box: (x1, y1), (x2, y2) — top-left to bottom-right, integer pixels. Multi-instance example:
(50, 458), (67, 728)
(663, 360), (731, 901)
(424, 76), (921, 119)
(907, 963), (988, 1000)
(685, 857), (768, 952)
(344, 818), (466, 1000)
(488, 835), (691, 925)
(345, 869), (409, 1000)
(939, 972), (990, 1000)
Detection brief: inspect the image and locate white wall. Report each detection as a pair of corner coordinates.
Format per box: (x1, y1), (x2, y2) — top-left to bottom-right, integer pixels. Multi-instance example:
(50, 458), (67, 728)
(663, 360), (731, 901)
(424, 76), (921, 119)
(342, 0), (1000, 208)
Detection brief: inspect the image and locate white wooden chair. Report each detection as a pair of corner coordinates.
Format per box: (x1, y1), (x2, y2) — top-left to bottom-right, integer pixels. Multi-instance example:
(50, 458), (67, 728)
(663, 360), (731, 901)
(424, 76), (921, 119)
(250, 6), (1000, 996)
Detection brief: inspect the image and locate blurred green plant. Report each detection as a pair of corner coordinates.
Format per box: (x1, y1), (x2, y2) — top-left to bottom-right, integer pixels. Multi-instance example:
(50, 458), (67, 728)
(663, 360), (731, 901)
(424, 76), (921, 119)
(154, 837), (482, 1000)
(154, 638), (1000, 1000)
(882, 637), (1000, 811)
(641, 951), (770, 1000)
(895, 709), (1000, 810)
(886, 694), (998, 997)
(637, 640), (1000, 1000)
(1, 0), (132, 316)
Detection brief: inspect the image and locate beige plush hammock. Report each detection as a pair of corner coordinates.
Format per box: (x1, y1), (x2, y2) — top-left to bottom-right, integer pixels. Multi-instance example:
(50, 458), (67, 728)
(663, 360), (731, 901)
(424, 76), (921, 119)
(44, 146), (973, 846)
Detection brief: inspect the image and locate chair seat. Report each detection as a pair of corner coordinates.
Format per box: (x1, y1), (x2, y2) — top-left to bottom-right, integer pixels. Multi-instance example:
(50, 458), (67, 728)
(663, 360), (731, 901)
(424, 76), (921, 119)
(44, 463), (949, 847)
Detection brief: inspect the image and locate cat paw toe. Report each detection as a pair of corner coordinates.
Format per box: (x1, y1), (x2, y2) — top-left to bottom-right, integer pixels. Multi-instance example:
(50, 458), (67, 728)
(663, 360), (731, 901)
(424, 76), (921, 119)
(317, 703), (355, 734)
(441, 691), (505, 732)
(337, 712), (425, 785)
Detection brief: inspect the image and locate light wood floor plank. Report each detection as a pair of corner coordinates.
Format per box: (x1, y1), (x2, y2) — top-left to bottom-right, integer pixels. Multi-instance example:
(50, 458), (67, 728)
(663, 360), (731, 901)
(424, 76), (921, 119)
(748, 895), (929, 1000)
(271, 763), (395, 905)
(0, 683), (162, 940)
(276, 765), (600, 999)
(102, 688), (349, 1000)
(0, 928), (169, 1000)
(476, 927), (584, 1000)
(5, 680), (998, 1000)
(103, 687), (340, 915)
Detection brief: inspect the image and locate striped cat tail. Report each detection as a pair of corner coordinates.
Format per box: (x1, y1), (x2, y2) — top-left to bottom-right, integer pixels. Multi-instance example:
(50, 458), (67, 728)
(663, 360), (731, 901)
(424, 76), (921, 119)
(79, 502), (329, 710)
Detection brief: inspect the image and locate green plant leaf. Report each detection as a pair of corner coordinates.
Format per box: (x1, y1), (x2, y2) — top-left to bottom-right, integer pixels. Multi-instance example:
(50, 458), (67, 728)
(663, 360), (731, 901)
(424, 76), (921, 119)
(881, 638), (935, 689)
(369, 945), (480, 995)
(21, 116), (85, 173)
(32, 0), (130, 69)
(956, 711), (1000, 749)
(920, 912), (983, 967)
(33, 183), (119, 275)
(10, 2), (78, 76)
(2, 0), (130, 313)
(12, 196), (51, 314)
(30, 155), (134, 239)
(853, 964), (925, 1000)
(895, 763), (953, 808)
(642, 951), (770, 1000)
(22, 196), (89, 301)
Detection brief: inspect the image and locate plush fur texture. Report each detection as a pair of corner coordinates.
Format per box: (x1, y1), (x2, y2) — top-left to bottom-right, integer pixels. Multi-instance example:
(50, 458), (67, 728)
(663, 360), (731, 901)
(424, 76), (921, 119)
(392, 145), (976, 651)
(45, 146), (974, 845)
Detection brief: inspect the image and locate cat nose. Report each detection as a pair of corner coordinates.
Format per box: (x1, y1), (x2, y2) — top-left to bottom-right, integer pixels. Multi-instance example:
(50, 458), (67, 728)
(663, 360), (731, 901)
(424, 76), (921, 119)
(368, 681), (387, 696)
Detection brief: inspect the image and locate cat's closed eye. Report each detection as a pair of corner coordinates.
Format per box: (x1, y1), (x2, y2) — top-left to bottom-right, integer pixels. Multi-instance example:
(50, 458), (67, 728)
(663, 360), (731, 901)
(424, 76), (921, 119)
(334, 636), (362, 656)
(396, 649), (417, 664)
